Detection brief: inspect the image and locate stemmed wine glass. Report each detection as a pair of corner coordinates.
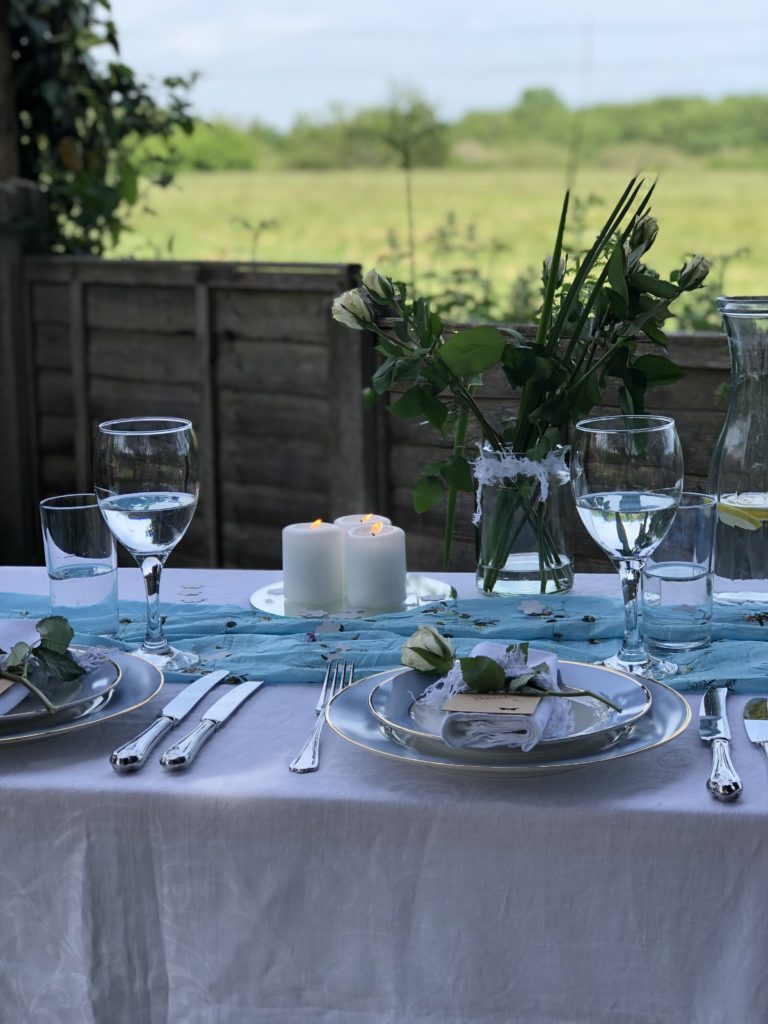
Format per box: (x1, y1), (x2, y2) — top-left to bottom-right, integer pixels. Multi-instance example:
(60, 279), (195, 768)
(571, 415), (683, 677)
(93, 417), (200, 671)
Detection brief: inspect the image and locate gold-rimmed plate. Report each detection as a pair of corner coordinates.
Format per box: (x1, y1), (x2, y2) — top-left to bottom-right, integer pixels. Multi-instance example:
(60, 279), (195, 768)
(0, 647), (122, 724)
(0, 651), (162, 746)
(327, 669), (690, 777)
(367, 658), (652, 761)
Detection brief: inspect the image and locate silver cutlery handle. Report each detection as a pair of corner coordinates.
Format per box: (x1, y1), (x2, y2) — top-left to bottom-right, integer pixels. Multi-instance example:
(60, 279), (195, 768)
(160, 719), (217, 770)
(289, 712), (327, 774)
(707, 737), (743, 801)
(111, 716), (175, 773)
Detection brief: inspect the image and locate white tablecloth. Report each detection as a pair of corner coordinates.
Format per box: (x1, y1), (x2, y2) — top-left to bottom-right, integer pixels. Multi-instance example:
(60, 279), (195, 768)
(0, 567), (765, 1024)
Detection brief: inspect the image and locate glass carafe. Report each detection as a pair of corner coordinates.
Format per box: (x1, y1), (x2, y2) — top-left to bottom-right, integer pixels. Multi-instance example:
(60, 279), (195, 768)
(707, 296), (768, 603)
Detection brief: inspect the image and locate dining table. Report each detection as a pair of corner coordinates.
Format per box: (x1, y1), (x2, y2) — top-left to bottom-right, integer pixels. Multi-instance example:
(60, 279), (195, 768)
(1, 563), (767, 1024)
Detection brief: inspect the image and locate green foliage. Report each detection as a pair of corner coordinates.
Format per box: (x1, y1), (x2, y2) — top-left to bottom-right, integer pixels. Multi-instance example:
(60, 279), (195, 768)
(144, 120), (258, 172)
(0, 616), (85, 713)
(9, 0), (194, 254)
(332, 178), (712, 570)
(280, 90), (449, 170)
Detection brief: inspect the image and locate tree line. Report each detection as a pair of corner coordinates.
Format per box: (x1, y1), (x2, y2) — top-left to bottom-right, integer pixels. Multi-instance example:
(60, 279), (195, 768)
(157, 89), (768, 172)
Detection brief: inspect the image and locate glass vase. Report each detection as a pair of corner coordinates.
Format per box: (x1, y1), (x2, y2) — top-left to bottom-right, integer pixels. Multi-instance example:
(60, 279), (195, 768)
(708, 296), (768, 604)
(474, 447), (574, 596)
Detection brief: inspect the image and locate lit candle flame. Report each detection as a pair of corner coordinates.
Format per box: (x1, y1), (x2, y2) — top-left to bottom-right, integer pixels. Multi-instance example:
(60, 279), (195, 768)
(371, 522), (383, 536)
(310, 518), (323, 529)
(362, 513), (374, 523)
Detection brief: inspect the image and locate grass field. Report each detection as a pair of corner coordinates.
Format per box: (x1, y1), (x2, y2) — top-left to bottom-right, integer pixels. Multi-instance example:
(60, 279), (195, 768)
(112, 165), (768, 299)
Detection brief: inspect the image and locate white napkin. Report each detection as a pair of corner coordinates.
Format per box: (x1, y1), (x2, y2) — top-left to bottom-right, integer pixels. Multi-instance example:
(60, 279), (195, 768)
(0, 620), (41, 715)
(420, 641), (573, 752)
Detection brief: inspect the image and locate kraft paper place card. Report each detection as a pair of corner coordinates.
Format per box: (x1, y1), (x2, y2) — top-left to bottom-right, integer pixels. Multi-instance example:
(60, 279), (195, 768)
(443, 693), (542, 715)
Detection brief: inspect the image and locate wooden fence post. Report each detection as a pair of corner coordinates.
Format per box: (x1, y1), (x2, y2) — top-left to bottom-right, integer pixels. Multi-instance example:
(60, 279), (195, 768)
(0, 178), (47, 562)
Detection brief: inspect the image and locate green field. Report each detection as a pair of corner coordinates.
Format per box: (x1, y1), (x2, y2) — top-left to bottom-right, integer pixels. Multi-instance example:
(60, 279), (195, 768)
(112, 165), (768, 300)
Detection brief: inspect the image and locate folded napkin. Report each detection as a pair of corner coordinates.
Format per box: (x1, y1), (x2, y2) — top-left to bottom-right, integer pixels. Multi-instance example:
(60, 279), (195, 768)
(0, 619), (41, 715)
(419, 641), (573, 752)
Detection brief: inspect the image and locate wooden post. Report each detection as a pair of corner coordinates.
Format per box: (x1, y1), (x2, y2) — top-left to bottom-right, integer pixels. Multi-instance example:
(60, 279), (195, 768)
(0, 0), (20, 179)
(195, 276), (221, 565)
(0, 179), (47, 562)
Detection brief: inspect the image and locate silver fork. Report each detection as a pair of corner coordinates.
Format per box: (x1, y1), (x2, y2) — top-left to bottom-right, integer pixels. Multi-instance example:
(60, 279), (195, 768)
(289, 660), (354, 773)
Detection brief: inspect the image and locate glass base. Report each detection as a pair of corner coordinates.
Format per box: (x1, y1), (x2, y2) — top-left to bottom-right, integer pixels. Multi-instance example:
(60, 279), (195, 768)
(476, 553), (574, 596)
(131, 646), (200, 671)
(601, 652), (679, 679)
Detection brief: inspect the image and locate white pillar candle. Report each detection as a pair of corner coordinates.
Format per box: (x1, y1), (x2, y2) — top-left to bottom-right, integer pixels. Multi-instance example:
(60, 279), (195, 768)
(345, 523), (407, 610)
(282, 521), (343, 608)
(333, 513), (391, 535)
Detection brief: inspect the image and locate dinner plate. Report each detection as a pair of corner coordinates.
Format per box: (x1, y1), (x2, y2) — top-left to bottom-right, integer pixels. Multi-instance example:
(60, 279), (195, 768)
(327, 669), (690, 776)
(368, 659), (652, 760)
(0, 648), (122, 724)
(0, 651), (163, 746)
(249, 573), (455, 618)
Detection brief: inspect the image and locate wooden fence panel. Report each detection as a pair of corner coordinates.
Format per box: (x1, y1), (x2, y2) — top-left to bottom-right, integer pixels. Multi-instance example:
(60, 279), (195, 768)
(23, 257), (376, 569)
(21, 256), (731, 577)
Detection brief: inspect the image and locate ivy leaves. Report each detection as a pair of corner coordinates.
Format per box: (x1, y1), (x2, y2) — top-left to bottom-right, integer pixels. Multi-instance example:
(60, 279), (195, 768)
(1, 616), (85, 713)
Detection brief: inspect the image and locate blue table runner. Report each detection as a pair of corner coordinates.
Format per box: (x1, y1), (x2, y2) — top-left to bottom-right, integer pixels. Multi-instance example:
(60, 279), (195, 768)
(2, 590), (768, 691)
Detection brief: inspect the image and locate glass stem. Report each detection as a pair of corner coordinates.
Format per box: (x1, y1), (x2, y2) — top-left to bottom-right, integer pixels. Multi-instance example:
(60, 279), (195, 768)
(139, 556), (171, 654)
(616, 558), (646, 665)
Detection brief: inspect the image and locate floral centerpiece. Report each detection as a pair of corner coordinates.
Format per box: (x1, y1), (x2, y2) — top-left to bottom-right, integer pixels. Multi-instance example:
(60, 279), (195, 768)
(332, 178), (710, 594)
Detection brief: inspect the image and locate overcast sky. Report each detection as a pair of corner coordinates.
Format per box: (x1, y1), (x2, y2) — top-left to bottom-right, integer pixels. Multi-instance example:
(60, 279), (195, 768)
(109, 0), (768, 128)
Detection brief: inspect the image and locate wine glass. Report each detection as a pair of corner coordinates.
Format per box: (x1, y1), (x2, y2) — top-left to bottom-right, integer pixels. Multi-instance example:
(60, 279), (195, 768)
(571, 415), (683, 677)
(93, 417), (200, 671)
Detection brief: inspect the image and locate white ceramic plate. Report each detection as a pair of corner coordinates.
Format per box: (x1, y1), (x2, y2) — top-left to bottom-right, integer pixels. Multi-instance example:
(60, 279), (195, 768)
(0, 647), (122, 724)
(249, 573), (455, 618)
(327, 668), (690, 777)
(0, 651), (162, 746)
(368, 658), (652, 761)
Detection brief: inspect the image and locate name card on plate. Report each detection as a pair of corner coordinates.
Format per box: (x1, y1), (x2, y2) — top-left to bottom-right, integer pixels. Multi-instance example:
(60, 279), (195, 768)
(443, 693), (542, 715)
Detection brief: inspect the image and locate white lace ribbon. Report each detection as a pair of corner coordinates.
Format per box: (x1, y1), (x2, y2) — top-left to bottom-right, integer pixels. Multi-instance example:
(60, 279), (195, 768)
(471, 445), (570, 525)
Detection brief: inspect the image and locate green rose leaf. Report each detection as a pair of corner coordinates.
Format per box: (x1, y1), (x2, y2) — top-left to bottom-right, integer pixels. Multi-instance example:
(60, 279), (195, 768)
(438, 327), (506, 376)
(633, 354), (685, 386)
(413, 476), (444, 513)
(6, 641), (32, 675)
(34, 647), (85, 683)
(629, 272), (678, 299)
(460, 656), (506, 692)
(389, 386), (428, 419)
(36, 615), (75, 655)
(440, 454), (473, 492)
(607, 243), (628, 307)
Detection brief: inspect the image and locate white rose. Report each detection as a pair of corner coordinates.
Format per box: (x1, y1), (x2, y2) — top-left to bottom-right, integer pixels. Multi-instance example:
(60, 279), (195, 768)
(401, 625), (455, 674)
(331, 289), (372, 330)
(362, 269), (394, 302)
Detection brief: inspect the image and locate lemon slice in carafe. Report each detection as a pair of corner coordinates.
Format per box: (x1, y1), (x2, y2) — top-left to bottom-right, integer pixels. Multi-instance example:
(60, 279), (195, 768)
(717, 492), (768, 530)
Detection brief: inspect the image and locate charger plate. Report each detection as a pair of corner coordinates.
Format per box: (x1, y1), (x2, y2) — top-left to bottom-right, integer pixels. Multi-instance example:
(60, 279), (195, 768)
(0, 651), (162, 746)
(368, 658), (652, 760)
(249, 573), (455, 618)
(327, 668), (690, 777)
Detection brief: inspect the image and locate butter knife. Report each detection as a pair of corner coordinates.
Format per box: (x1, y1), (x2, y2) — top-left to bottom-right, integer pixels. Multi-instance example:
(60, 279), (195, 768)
(110, 669), (229, 773)
(699, 686), (742, 801)
(160, 678), (264, 770)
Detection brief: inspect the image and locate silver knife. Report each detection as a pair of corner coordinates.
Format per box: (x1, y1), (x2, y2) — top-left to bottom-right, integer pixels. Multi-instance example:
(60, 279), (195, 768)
(110, 669), (229, 773)
(160, 679), (264, 770)
(743, 698), (768, 763)
(699, 686), (742, 801)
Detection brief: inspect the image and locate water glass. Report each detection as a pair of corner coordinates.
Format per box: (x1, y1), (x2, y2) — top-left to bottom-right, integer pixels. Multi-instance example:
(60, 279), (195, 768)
(39, 493), (119, 635)
(642, 493), (716, 654)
